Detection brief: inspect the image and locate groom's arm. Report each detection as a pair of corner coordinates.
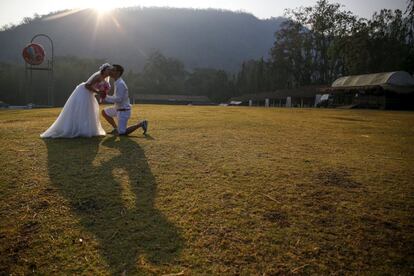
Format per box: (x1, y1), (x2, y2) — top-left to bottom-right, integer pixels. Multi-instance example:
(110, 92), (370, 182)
(105, 83), (128, 103)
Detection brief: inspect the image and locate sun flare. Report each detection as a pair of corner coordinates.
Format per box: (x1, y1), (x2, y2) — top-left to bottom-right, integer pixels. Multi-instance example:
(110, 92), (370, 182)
(94, 5), (114, 15)
(80, 0), (117, 15)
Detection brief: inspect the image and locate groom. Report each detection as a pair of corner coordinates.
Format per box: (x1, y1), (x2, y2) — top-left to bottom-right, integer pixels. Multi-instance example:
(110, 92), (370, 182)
(101, 64), (148, 135)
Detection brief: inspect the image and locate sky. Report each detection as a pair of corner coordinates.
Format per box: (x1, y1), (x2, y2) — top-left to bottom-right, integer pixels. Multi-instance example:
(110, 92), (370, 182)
(0, 0), (408, 27)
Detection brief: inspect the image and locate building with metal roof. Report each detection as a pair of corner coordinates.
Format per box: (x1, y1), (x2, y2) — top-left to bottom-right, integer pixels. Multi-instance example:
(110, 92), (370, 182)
(331, 71), (414, 93)
(323, 71), (414, 109)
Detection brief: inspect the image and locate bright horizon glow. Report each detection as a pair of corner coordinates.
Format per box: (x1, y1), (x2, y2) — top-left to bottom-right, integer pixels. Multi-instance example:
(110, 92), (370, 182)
(94, 6), (115, 15)
(82, 0), (117, 15)
(0, 0), (408, 27)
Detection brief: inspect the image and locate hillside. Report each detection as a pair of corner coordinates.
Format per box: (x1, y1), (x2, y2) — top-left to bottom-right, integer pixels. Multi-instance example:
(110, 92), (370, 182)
(0, 7), (284, 71)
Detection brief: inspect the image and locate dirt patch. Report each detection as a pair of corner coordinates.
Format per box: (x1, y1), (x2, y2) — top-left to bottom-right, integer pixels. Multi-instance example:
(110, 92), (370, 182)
(316, 169), (361, 188)
(0, 221), (40, 274)
(21, 221), (39, 235)
(33, 200), (50, 212)
(73, 198), (101, 213)
(330, 116), (367, 122)
(263, 211), (290, 227)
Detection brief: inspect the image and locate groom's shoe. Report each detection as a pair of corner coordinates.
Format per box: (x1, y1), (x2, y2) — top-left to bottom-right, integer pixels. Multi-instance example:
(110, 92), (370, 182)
(109, 128), (118, 135)
(142, 120), (148, 135)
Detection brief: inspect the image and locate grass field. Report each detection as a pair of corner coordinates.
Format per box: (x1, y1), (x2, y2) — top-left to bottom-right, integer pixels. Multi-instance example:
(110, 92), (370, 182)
(0, 105), (413, 275)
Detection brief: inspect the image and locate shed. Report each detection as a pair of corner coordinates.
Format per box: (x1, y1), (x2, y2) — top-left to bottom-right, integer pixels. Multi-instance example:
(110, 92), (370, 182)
(323, 71), (414, 109)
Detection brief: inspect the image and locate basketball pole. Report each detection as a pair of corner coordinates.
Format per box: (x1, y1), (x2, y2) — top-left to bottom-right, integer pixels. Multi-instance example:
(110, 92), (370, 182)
(24, 34), (54, 107)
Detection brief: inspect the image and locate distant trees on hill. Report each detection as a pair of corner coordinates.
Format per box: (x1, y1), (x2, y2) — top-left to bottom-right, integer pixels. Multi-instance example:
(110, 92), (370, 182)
(0, 1), (413, 105)
(0, 53), (237, 105)
(237, 0), (414, 94)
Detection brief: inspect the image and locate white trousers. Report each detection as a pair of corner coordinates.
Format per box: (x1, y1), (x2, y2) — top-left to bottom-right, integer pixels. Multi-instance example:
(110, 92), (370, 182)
(104, 107), (131, 134)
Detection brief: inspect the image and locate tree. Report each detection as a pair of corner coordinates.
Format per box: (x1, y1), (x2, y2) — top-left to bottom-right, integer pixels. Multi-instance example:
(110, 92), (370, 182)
(141, 51), (186, 95)
(270, 20), (313, 88)
(341, 18), (371, 75)
(281, 0), (357, 83)
(405, 0), (414, 72)
(186, 68), (235, 102)
(367, 9), (408, 72)
(266, 0), (414, 89)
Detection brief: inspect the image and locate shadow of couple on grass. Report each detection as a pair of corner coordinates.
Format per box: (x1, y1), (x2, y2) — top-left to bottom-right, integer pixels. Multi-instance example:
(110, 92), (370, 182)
(44, 135), (182, 274)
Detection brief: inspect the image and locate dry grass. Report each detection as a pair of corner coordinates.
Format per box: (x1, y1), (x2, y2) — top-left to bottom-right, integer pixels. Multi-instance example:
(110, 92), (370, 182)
(0, 105), (413, 275)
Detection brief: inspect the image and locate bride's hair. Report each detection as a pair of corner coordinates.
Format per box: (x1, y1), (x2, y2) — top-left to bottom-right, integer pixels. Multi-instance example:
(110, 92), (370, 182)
(99, 63), (112, 73)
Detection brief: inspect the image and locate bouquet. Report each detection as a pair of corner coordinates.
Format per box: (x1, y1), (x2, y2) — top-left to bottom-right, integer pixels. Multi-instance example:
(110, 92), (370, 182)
(96, 81), (111, 103)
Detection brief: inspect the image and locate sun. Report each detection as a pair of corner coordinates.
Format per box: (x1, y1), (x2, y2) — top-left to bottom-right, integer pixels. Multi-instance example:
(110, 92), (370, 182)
(79, 0), (120, 15)
(82, 0), (117, 15)
(94, 5), (114, 15)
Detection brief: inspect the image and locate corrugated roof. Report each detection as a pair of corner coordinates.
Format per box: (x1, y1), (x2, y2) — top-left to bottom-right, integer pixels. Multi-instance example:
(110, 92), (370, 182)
(332, 71), (414, 88)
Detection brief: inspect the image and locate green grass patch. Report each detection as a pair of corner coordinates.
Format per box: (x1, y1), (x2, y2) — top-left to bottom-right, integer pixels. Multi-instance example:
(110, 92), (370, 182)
(1, 105), (413, 274)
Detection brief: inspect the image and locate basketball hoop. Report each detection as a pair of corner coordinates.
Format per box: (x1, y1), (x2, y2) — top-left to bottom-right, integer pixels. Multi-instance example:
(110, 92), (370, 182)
(22, 43), (45, 65)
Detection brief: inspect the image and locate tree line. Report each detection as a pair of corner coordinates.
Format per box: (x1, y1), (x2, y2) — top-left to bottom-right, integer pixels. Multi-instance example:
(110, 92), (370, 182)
(237, 0), (414, 94)
(0, 53), (237, 105)
(0, 0), (413, 106)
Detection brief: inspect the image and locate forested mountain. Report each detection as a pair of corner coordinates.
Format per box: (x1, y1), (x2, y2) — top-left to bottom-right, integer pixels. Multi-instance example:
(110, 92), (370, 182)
(0, 7), (284, 71)
(1, 1), (412, 106)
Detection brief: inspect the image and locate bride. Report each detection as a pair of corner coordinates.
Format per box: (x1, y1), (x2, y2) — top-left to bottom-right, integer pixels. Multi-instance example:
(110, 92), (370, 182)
(40, 63), (112, 138)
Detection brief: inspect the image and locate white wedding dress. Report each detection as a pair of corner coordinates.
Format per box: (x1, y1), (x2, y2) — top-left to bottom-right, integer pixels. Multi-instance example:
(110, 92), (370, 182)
(40, 72), (106, 138)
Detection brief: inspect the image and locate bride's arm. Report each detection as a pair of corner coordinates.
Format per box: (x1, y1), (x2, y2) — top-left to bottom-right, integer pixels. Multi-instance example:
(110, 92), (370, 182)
(85, 75), (101, 93)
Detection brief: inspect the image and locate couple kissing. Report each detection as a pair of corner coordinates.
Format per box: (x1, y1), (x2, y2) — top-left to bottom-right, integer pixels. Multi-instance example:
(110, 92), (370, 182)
(40, 63), (148, 138)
